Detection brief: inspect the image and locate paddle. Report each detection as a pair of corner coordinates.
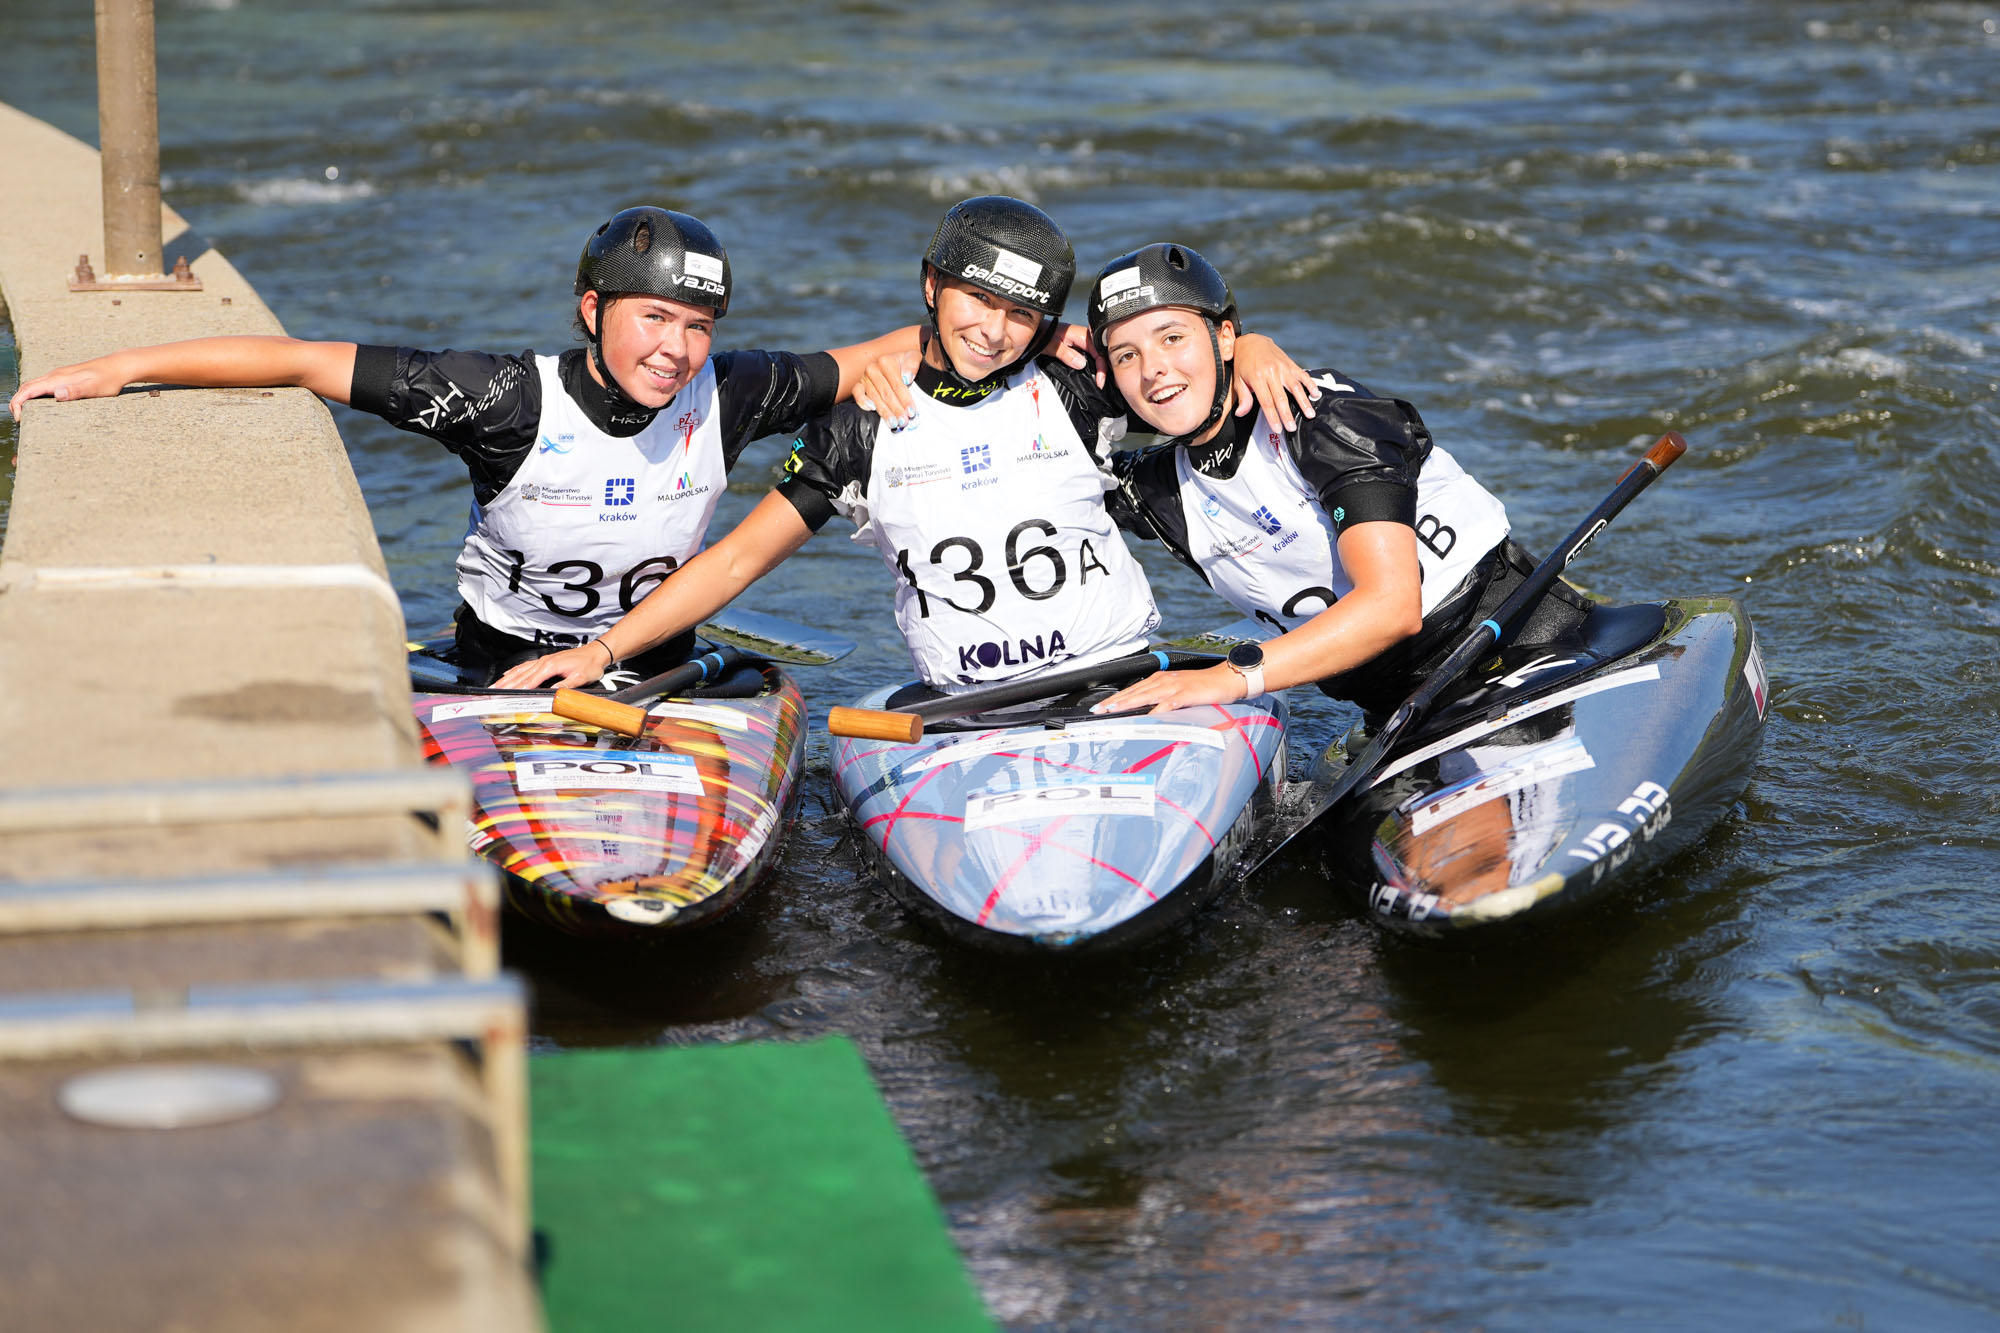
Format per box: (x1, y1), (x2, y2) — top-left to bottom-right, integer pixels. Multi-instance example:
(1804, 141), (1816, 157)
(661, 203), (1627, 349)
(697, 606), (856, 668)
(826, 649), (1221, 744)
(549, 645), (749, 737)
(410, 607), (852, 697)
(1243, 430), (1688, 877)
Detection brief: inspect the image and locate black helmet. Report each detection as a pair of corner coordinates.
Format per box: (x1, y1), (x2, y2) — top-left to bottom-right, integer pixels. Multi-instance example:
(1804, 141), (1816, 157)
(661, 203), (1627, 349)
(921, 196), (1074, 318)
(576, 206), (732, 318)
(1089, 243), (1241, 447)
(1087, 243), (1236, 346)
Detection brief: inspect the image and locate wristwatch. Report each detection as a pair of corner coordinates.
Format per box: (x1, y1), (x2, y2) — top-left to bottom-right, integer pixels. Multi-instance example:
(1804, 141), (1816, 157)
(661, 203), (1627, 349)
(1225, 641), (1266, 700)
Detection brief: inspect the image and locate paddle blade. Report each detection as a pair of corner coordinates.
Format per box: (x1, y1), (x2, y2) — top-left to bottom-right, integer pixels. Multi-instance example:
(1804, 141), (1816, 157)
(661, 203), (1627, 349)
(553, 689), (649, 737)
(827, 706), (922, 744)
(698, 607), (855, 667)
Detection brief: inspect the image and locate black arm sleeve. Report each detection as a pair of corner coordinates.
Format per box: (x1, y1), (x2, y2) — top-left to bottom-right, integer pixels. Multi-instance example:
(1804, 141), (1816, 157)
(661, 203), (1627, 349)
(773, 400), (879, 534)
(710, 349), (840, 469)
(1288, 375), (1433, 533)
(1036, 356), (1132, 461)
(349, 344), (543, 503)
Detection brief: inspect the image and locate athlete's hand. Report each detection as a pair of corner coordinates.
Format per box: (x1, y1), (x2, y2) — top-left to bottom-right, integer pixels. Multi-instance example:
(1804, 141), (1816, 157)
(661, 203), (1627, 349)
(1230, 334), (1319, 432)
(493, 646), (610, 690)
(854, 348), (920, 429)
(1091, 664), (1248, 716)
(9, 359), (129, 420)
(1046, 321), (1109, 387)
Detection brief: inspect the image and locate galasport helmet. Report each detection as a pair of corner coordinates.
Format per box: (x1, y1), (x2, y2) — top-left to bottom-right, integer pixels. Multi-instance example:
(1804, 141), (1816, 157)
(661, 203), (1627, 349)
(920, 196), (1074, 390)
(576, 206), (732, 317)
(1088, 242), (1240, 446)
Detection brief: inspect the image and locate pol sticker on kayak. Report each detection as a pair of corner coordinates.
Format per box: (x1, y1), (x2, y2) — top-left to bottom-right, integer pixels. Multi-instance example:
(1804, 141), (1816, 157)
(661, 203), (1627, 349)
(964, 775), (1155, 830)
(514, 750), (703, 796)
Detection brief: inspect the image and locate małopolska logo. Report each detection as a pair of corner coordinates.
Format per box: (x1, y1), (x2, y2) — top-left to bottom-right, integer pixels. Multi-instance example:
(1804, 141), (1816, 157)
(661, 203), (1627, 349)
(603, 477), (636, 506)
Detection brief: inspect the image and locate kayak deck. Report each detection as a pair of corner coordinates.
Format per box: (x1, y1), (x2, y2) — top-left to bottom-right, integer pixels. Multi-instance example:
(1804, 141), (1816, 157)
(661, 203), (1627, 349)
(1307, 596), (1766, 938)
(834, 689), (1287, 953)
(410, 646), (806, 938)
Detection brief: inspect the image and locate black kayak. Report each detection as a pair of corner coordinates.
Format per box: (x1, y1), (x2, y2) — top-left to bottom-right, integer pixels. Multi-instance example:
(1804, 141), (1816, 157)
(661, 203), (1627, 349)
(1301, 595), (1767, 939)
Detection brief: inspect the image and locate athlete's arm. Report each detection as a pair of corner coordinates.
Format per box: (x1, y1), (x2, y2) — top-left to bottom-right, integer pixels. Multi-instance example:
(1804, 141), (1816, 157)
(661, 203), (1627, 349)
(1229, 333), (1320, 432)
(10, 336), (357, 419)
(1093, 521), (1424, 715)
(823, 325), (922, 405)
(492, 490), (814, 689)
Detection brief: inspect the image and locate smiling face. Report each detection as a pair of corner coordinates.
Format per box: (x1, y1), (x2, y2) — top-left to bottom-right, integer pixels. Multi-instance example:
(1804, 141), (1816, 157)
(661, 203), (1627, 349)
(1105, 307), (1237, 441)
(580, 290), (717, 408)
(924, 272), (1045, 381)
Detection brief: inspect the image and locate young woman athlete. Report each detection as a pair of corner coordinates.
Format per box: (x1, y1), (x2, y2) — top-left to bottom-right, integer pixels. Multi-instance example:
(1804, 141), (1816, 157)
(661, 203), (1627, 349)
(496, 197), (1317, 692)
(1085, 242), (1588, 717)
(7, 207), (966, 680)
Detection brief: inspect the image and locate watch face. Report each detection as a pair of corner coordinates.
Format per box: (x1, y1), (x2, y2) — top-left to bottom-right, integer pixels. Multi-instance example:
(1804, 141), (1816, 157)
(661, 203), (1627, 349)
(1227, 641), (1264, 669)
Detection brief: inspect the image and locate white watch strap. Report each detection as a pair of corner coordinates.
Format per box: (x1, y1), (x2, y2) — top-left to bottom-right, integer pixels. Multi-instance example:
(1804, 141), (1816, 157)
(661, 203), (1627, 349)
(1238, 664), (1265, 699)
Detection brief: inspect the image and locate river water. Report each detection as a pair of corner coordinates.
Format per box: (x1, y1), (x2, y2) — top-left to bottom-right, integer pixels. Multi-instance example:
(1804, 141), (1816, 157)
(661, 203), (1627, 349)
(6, 2), (1998, 1327)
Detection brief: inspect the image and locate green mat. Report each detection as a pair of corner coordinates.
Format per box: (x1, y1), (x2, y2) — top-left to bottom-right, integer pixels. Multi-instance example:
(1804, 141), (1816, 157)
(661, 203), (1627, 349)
(532, 1037), (993, 1333)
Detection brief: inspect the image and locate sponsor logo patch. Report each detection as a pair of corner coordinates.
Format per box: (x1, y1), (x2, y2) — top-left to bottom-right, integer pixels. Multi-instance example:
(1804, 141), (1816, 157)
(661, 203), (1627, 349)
(884, 462), (953, 488)
(1098, 266), (1143, 298)
(956, 630), (1069, 674)
(683, 252), (725, 283)
(987, 248), (1043, 287)
(603, 477), (636, 506)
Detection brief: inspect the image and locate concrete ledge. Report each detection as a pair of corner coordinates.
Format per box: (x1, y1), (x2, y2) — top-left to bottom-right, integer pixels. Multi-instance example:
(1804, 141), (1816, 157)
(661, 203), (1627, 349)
(0, 99), (421, 874)
(0, 99), (540, 1331)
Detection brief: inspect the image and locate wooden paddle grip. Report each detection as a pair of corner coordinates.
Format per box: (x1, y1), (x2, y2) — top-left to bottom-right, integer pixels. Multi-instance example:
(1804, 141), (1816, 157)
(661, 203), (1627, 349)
(826, 706), (923, 743)
(1647, 431), (1687, 469)
(552, 689), (649, 737)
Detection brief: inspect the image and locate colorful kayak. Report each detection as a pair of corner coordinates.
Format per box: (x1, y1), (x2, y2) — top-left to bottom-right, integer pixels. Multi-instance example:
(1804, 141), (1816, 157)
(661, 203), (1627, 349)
(832, 688), (1288, 952)
(1307, 596), (1767, 938)
(410, 643), (807, 937)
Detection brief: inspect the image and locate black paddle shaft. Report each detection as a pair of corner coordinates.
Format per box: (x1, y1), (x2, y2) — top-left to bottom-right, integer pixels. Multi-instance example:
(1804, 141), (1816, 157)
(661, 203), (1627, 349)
(1247, 431), (1688, 876)
(604, 645), (746, 705)
(898, 649), (1221, 724)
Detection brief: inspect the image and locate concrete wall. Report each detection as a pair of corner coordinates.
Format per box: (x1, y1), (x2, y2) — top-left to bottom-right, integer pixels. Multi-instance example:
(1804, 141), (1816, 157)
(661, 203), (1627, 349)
(0, 99), (430, 876)
(0, 102), (541, 1332)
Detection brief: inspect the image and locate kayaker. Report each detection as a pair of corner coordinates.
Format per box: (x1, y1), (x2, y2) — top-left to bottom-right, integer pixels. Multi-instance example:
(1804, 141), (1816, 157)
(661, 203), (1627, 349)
(496, 196), (1318, 691)
(6, 206), (999, 680)
(1084, 242), (1589, 717)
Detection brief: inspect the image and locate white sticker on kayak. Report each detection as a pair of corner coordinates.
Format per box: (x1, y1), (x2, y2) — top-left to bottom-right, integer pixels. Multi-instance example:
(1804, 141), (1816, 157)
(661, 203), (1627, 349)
(514, 750), (703, 795)
(1405, 734), (1596, 835)
(964, 775), (1155, 830)
(1743, 639), (1768, 718)
(1368, 663), (1662, 790)
(428, 696), (551, 721)
(907, 722), (1225, 773)
(643, 702), (750, 732)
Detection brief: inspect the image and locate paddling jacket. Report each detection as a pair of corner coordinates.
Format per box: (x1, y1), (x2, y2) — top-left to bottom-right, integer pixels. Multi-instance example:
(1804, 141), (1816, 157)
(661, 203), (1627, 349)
(349, 344), (836, 644)
(776, 357), (1161, 688)
(1106, 369), (1512, 701)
